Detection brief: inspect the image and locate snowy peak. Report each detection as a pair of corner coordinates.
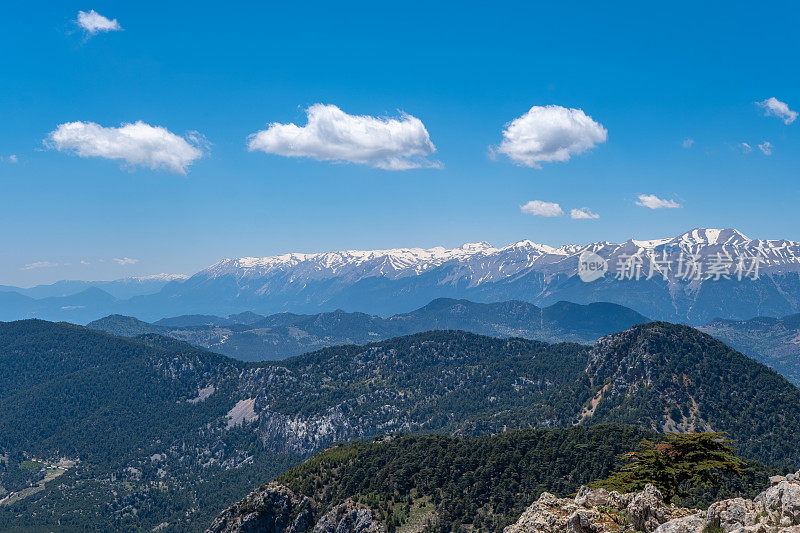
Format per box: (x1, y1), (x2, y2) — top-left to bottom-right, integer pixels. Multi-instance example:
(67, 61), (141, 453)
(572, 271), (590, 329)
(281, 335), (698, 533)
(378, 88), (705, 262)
(503, 239), (559, 255)
(199, 239), (570, 284)
(129, 273), (190, 282)
(673, 228), (751, 246)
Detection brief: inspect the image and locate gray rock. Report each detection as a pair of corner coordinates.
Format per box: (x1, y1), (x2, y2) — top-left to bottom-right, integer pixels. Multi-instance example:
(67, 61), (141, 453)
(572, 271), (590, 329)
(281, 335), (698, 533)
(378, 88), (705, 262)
(207, 482), (313, 533)
(706, 497), (762, 531)
(756, 479), (800, 524)
(207, 485), (382, 533)
(627, 484), (669, 532)
(507, 470), (800, 533)
(574, 486), (612, 508)
(312, 501), (384, 533)
(566, 510), (603, 533)
(653, 514), (705, 533)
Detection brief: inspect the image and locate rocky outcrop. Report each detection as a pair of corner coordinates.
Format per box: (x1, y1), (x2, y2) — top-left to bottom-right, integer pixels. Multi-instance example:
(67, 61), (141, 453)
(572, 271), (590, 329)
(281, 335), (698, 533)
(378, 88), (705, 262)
(206, 482), (314, 533)
(207, 485), (383, 533)
(627, 484), (670, 532)
(312, 501), (384, 533)
(653, 470), (800, 532)
(504, 484), (691, 533)
(506, 470), (800, 533)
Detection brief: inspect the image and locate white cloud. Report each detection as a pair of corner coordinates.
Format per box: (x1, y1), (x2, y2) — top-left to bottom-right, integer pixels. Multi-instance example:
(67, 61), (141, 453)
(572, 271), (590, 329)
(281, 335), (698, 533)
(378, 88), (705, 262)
(46, 121), (205, 174)
(681, 138), (695, 149)
(247, 104), (439, 170)
(757, 97), (797, 125)
(758, 141), (773, 155)
(77, 10), (122, 35)
(570, 208), (600, 220)
(739, 142), (753, 154)
(520, 200), (564, 217)
(113, 257), (139, 265)
(495, 105), (607, 168)
(22, 261), (58, 270)
(635, 194), (681, 209)
(5, 154), (18, 163)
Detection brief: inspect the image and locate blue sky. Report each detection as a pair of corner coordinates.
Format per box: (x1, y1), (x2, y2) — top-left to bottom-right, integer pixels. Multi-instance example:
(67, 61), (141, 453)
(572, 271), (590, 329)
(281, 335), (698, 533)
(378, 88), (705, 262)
(1, 0), (799, 286)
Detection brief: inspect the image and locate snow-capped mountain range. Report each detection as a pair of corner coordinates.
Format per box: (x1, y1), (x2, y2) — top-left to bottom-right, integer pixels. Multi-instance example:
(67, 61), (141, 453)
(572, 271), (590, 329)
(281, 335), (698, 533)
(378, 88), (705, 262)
(3, 229), (800, 324)
(200, 228), (800, 285)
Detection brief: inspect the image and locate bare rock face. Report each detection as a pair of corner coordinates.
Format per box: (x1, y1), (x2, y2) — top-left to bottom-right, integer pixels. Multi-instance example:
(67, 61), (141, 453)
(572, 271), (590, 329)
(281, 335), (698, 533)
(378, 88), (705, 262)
(207, 486), (383, 533)
(566, 509), (606, 533)
(575, 486), (613, 508)
(504, 484), (689, 533)
(506, 470), (800, 533)
(705, 497), (763, 531)
(651, 514), (706, 533)
(207, 482), (314, 533)
(627, 484), (669, 532)
(312, 501), (384, 533)
(756, 476), (800, 525)
(653, 469), (800, 532)
(503, 491), (579, 533)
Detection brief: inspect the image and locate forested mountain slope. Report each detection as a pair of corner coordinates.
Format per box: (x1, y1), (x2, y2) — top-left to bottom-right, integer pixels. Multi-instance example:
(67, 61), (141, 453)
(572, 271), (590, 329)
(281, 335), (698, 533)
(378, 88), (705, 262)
(0, 320), (798, 531)
(209, 426), (770, 533)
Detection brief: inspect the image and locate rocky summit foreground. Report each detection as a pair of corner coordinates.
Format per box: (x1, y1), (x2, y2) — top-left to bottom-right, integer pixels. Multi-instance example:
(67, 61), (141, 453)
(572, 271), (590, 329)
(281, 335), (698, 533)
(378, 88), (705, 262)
(207, 470), (800, 532)
(206, 482), (384, 533)
(505, 471), (800, 533)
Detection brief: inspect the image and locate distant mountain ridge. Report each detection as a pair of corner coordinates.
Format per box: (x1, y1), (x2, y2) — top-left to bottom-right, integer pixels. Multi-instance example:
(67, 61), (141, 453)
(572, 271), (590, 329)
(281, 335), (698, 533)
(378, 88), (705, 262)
(0, 274), (187, 300)
(0, 275), (187, 323)
(88, 298), (650, 361)
(87, 300), (800, 385)
(4, 228), (800, 323)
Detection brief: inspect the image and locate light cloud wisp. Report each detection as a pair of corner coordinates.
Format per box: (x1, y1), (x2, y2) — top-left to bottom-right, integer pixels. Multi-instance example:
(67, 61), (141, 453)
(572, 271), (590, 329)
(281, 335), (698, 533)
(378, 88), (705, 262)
(46, 121), (205, 174)
(635, 194), (682, 209)
(757, 97), (797, 125)
(570, 208), (600, 220)
(248, 104), (440, 170)
(520, 200), (565, 217)
(77, 10), (122, 35)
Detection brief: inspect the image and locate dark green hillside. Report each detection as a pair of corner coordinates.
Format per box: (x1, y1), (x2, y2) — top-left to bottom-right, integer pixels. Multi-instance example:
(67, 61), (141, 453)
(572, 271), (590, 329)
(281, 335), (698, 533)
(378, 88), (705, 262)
(261, 425), (766, 532)
(277, 425), (651, 531)
(581, 322), (800, 468)
(394, 298), (649, 342)
(85, 314), (166, 337)
(0, 319), (165, 396)
(0, 322), (242, 464)
(267, 330), (591, 431)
